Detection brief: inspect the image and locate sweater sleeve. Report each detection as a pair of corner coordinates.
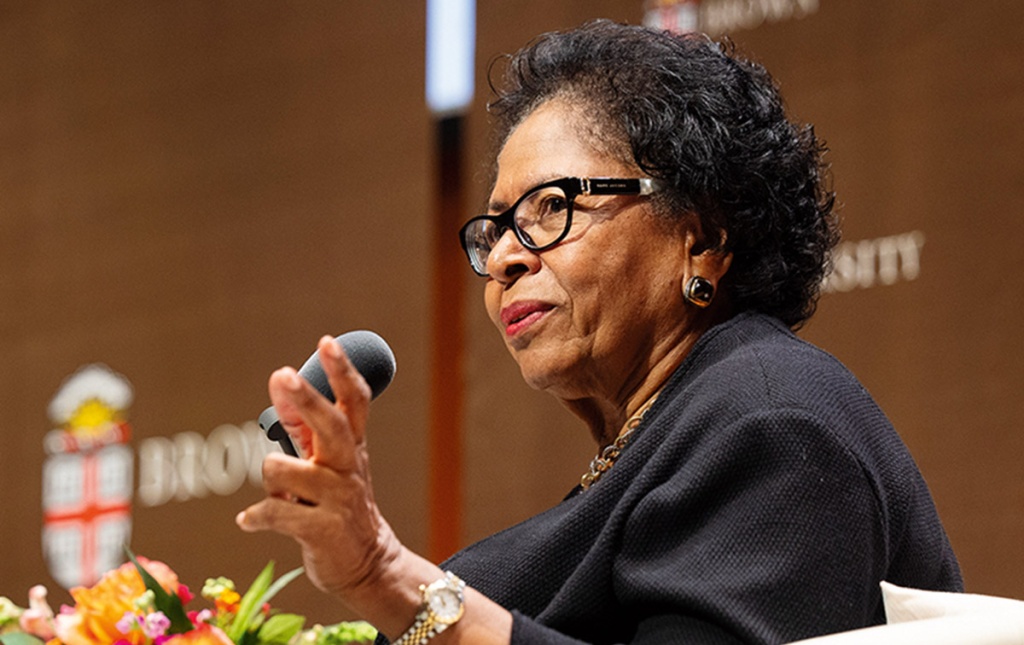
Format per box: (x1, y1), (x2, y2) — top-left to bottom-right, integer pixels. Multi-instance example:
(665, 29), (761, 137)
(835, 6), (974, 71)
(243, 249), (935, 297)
(612, 408), (889, 643)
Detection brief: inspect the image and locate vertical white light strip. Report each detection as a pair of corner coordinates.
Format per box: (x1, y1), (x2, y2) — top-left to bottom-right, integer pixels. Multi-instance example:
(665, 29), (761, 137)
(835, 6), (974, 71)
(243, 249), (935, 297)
(426, 0), (476, 115)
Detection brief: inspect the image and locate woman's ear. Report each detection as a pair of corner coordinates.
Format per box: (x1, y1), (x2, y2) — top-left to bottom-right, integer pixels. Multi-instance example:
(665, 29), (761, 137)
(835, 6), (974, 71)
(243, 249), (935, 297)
(681, 228), (733, 307)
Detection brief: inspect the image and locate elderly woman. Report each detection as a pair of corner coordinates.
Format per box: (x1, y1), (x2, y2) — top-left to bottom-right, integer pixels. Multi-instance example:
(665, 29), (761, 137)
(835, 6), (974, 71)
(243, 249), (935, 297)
(237, 20), (961, 645)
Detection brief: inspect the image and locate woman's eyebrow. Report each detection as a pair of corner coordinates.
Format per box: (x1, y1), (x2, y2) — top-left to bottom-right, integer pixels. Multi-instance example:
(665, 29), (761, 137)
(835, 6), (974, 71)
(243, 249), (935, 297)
(487, 198), (511, 213)
(488, 173), (575, 214)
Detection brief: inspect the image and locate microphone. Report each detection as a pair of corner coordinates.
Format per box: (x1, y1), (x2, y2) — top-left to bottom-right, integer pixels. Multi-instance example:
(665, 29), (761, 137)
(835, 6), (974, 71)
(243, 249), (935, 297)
(258, 330), (396, 457)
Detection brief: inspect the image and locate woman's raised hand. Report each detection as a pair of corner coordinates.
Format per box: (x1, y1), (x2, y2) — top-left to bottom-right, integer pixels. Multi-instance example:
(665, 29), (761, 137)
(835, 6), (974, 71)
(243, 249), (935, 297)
(237, 336), (512, 642)
(236, 335), (402, 600)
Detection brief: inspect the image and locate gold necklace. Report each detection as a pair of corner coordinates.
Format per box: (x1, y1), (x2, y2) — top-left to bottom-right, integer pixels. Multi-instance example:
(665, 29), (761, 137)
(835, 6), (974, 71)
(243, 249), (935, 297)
(580, 393), (661, 491)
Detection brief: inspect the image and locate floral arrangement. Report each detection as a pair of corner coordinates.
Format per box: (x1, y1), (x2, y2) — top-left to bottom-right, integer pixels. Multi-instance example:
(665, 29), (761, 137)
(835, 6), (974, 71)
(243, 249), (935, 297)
(0, 553), (376, 645)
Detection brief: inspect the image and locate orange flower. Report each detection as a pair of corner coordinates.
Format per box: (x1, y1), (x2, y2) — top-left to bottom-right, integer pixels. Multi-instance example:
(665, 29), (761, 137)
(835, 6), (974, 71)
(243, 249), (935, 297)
(162, 623), (233, 644)
(213, 589), (240, 615)
(52, 558), (180, 645)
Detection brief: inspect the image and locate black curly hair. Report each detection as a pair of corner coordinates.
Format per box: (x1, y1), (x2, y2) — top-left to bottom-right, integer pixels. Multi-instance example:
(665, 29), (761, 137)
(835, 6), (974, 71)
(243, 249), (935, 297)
(488, 19), (838, 328)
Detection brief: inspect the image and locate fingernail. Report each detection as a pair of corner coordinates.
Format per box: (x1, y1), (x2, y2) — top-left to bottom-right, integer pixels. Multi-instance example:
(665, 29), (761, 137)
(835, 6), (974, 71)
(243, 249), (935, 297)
(284, 369), (303, 391)
(235, 511), (247, 527)
(323, 336), (342, 359)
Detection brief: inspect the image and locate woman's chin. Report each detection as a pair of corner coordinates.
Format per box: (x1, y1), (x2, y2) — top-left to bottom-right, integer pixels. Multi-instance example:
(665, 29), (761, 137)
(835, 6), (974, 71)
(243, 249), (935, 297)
(514, 352), (585, 395)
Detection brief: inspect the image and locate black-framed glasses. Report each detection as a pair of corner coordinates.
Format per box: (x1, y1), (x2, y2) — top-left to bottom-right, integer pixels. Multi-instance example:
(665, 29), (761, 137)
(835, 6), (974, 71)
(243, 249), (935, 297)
(458, 176), (658, 276)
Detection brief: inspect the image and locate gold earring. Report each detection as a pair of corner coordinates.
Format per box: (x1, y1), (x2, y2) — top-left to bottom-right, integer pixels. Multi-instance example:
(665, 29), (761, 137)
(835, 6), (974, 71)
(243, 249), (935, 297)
(684, 276), (714, 308)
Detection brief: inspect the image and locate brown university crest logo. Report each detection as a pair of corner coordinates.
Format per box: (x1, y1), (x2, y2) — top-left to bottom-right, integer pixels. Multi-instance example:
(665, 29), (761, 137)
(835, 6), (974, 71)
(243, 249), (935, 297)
(42, 364), (134, 588)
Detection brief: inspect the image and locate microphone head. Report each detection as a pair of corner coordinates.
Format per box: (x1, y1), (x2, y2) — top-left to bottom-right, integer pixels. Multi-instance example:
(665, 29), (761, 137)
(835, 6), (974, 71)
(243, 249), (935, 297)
(298, 330), (396, 402)
(259, 330), (396, 456)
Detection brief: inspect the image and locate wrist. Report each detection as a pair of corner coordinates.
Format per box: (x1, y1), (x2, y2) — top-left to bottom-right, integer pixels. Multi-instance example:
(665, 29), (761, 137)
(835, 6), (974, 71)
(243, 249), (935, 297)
(341, 546), (446, 641)
(393, 571), (466, 645)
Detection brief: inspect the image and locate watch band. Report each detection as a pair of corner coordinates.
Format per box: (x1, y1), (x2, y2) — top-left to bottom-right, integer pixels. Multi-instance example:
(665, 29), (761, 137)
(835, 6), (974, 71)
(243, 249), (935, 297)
(394, 572), (466, 645)
(394, 608), (438, 645)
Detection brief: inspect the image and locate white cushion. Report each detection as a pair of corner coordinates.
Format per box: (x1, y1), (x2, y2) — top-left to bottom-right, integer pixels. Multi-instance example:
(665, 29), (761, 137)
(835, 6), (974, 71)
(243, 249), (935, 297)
(787, 614), (1024, 644)
(785, 582), (1024, 644)
(881, 581), (1024, 623)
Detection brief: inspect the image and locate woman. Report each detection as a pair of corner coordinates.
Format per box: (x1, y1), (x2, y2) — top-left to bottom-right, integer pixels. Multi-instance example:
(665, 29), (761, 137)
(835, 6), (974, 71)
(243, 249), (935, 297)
(237, 20), (961, 644)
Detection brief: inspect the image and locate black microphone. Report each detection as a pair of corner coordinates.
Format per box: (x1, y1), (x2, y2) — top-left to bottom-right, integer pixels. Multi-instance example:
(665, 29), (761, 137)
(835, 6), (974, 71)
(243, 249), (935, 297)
(258, 330), (396, 457)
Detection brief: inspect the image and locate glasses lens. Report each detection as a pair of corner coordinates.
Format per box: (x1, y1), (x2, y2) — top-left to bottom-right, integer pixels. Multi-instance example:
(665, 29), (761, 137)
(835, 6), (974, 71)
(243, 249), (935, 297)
(515, 186), (570, 249)
(460, 183), (574, 276)
(462, 219), (502, 275)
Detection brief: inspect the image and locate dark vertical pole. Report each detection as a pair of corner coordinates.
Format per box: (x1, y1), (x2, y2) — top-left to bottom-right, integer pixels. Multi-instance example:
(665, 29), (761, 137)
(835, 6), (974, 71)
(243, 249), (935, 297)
(428, 115), (465, 561)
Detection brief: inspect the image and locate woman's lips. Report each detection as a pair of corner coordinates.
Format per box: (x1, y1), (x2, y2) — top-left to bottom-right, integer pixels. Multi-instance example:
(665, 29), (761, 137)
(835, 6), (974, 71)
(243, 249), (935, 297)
(500, 301), (555, 336)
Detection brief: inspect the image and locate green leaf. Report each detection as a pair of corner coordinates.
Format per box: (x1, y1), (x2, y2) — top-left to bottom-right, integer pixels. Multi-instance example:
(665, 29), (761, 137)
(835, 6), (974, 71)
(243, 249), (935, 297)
(257, 613), (305, 644)
(313, 621), (379, 644)
(125, 547), (193, 634)
(227, 561), (275, 642)
(227, 562), (303, 643)
(0, 635), (46, 645)
(258, 566), (304, 609)
(237, 630), (261, 645)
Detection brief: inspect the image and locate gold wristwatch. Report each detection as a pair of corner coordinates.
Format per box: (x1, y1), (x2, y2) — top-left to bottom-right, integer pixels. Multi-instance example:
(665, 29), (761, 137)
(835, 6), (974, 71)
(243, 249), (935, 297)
(394, 571), (466, 644)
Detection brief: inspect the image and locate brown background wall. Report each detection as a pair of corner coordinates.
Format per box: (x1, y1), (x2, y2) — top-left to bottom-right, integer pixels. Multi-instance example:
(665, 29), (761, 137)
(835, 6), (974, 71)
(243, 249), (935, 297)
(2, 0), (1022, 627)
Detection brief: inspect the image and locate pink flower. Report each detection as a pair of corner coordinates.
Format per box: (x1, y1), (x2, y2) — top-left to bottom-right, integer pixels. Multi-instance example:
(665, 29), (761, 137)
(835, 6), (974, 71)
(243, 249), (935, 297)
(177, 585), (194, 605)
(18, 585), (55, 639)
(115, 611), (140, 634)
(188, 609), (214, 626)
(143, 612), (171, 639)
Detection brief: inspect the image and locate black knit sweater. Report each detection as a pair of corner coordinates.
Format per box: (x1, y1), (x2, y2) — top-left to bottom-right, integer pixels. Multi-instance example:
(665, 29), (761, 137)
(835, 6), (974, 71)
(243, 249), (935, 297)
(393, 313), (962, 644)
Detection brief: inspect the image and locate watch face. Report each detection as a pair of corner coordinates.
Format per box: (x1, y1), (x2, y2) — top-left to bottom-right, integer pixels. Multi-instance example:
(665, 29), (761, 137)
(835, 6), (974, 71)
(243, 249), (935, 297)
(428, 588), (464, 624)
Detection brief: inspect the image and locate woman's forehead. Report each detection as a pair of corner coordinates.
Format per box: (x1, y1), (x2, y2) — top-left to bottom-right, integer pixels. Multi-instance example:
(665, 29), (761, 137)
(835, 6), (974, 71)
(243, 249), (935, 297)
(491, 102), (634, 202)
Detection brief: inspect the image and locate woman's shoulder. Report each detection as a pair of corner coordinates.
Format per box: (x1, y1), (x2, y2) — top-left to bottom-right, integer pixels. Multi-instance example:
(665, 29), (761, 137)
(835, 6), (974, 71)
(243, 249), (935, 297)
(651, 311), (906, 473)
(672, 312), (868, 408)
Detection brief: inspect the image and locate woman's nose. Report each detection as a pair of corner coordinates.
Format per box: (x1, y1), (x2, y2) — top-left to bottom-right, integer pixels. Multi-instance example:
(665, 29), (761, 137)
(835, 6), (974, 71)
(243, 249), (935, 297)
(486, 228), (541, 283)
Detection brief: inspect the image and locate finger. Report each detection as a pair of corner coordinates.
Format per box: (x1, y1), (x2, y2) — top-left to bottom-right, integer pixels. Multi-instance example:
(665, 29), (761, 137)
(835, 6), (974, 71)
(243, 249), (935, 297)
(260, 452), (329, 505)
(260, 452), (356, 507)
(236, 495), (323, 537)
(268, 366), (358, 472)
(241, 460), (383, 544)
(317, 335), (372, 445)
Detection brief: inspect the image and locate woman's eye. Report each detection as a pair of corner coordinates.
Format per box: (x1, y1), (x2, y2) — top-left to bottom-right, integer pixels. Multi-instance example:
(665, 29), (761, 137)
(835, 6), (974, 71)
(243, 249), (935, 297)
(539, 196), (567, 215)
(483, 224), (503, 246)
(515, 188), (570, 237)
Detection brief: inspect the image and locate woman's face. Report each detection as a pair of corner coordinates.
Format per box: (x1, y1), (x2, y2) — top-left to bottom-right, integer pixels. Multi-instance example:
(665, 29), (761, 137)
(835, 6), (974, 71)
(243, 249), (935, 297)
(484, 101), (695, 405)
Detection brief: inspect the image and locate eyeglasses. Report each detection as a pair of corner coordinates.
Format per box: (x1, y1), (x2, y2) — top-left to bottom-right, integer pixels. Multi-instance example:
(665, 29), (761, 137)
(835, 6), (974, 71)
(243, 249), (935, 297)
(458, 176), (658, 276)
